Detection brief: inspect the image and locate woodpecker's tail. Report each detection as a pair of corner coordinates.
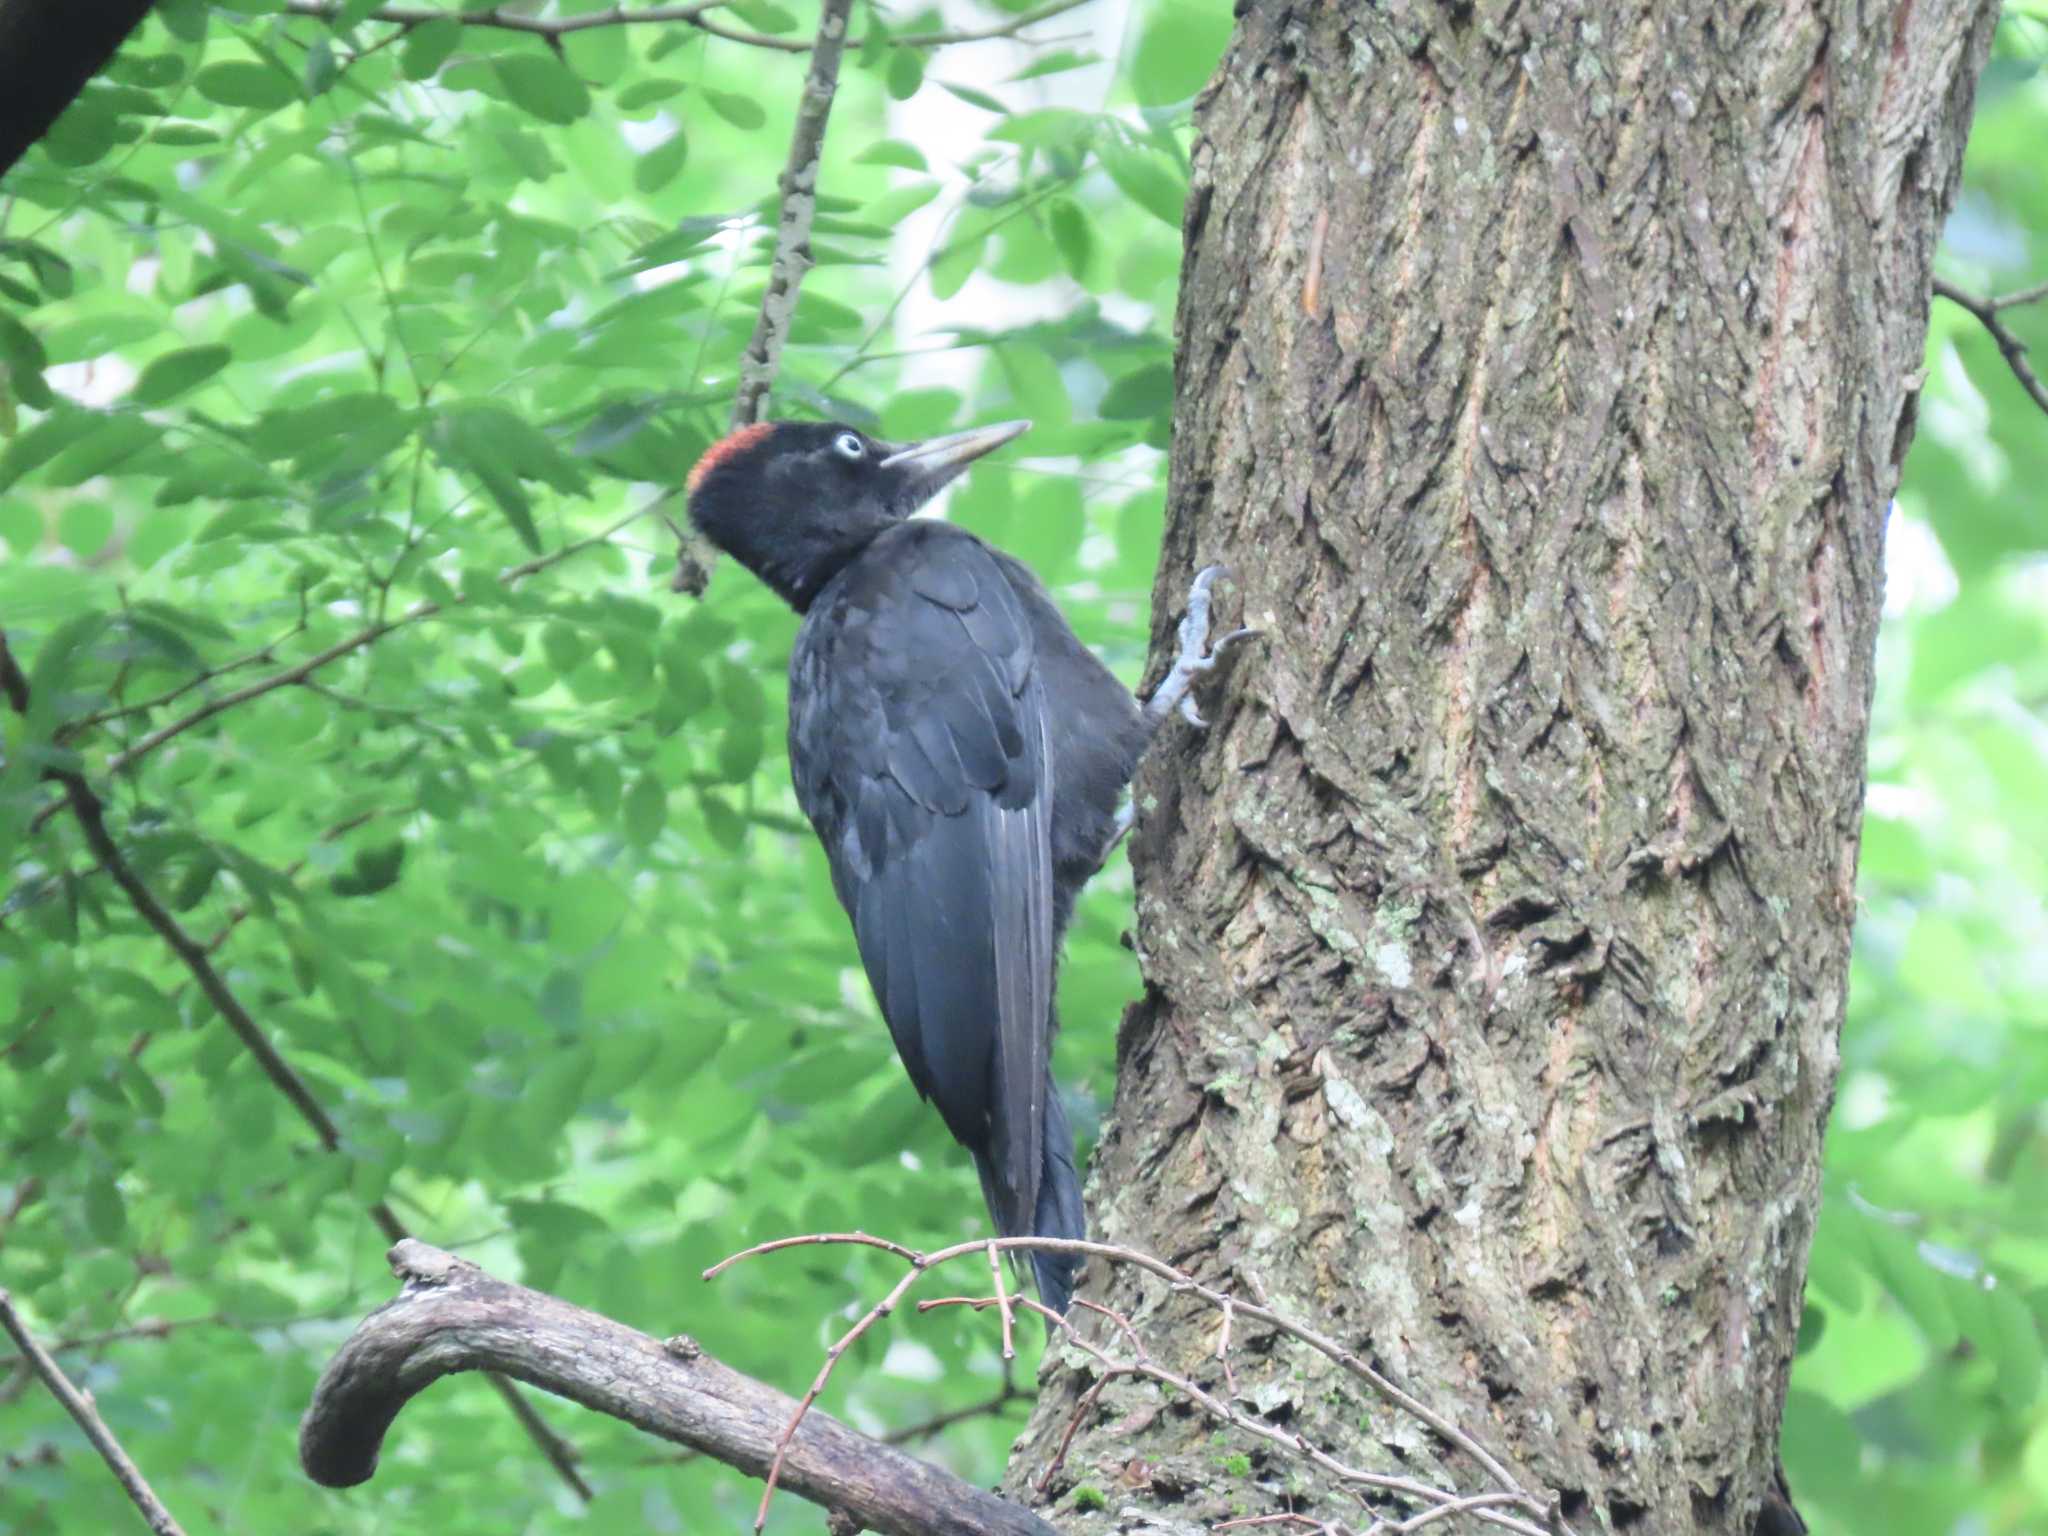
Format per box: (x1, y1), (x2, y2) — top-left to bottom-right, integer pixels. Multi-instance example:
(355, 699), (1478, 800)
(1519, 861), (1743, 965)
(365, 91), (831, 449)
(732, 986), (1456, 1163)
(973, 1075), (1086, 1327)
(1031, 1079), (1085, 1319)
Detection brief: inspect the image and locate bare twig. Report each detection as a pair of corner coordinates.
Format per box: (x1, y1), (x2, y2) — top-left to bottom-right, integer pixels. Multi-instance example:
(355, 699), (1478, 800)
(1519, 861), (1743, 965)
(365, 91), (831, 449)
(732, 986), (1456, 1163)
(1032, 1350), (1120, 1493)
(731, 0), (855, 427)
(702, 1229), (924, 1278)
(0, 1291), (188, 1536)
(709, 1231), (1527, 1501)
(881, 1374), (1029, 1446)
(987, 1241), (1016, 1362)
(1217, 1293), (1239, 1401)
(933, 1293), (1552, 1536)
(282, 0), (1092, 53)
(1933, 276), (2048, 417)
(710, 1232), (1564, 1536)
(302, 1241), (1059, 1536)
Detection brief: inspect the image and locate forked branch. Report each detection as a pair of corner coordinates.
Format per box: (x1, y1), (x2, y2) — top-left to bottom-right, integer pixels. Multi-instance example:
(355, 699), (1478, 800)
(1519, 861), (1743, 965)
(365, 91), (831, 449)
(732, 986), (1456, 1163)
(1933, 275), (2048, 417)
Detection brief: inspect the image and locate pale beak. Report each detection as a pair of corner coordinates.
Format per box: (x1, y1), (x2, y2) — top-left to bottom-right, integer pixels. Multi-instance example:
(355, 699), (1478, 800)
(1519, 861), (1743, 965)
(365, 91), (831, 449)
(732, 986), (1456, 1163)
(877, 419), (1031, 475)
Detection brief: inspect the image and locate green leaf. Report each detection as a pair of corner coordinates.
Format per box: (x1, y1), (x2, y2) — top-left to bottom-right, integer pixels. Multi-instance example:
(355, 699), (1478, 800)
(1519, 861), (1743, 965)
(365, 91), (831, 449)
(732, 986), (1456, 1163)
(57, 500), (113, 558)
(304, 37), (339, 96)
(1010, 49), (1103, 82)
(1986, 1281), (2044, 1412)
(1100, 361), (1173, 421)
(401, 17), (461, 79)
(855, 138), (927, 170)
(1130, 0), (1232, 105)
(1048, 197), (1094, 281)
(1097, 135), (1187, 228)
(635, 129), (690, 195)
(939, 81), (1006, 113)
(193, 60), (301, 110)
(0, 310), (52, 409)
(886, 47), (925, 101)
(701, 89), (766, 130)
(617, 78), (686, 111)
(495, 53), (592, 124)
(84, 1174), (127, 1243)
(623, 773), (667, 846)
(131, 345), (230, 405)
(930, 229), (986, 300)
(431, 403), (588, 552)
(726, 0), (798, 31)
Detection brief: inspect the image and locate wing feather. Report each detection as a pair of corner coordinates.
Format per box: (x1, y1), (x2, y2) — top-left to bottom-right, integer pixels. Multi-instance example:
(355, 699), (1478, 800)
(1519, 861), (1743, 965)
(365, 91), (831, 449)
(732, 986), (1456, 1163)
(789, 522), (1055, 1241)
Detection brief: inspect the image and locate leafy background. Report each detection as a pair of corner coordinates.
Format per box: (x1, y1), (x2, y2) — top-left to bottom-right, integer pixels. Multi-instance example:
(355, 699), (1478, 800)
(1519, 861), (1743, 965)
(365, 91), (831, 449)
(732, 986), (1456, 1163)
(0, 2), (2041, 1533)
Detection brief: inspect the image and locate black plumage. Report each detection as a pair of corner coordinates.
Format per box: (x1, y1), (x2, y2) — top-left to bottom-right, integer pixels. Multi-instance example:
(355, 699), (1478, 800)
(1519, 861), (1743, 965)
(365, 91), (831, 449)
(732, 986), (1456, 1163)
(687, 418), (1191, 1315)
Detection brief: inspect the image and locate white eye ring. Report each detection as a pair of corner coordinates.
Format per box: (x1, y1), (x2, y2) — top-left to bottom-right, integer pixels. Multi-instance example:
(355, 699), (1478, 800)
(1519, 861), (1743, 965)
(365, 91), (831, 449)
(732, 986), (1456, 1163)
(833, 431), (865, 460)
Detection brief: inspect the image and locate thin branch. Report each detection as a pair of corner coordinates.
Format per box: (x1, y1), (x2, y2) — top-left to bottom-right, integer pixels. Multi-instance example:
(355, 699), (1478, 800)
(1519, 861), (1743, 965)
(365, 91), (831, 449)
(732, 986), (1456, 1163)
(1985, 278), (2048, 312)
(1933, 276), (2048, 418)
(934, 1294), (1552, 1536)
(302, 1241), (1060, 1536)
(881, 1374), (1028, 1446)
(708, 1232), (1560, 1534)
(281, 0), (1092, 52)
(0, 1291), (188, 1536)
(710, 1232), (1528, 1501)
(731, 0), (855, 427)
(986, 1241), (1015, 1362)
(3, 633), (594, 1504)
(27, 501), (655, 831)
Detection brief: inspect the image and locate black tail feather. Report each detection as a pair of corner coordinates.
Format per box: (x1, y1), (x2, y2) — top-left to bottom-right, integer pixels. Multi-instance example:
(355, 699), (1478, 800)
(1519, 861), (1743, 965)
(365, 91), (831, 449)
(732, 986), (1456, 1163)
(1031, 1082), (1085, 1319)
(971, 1075), (1086, 1328)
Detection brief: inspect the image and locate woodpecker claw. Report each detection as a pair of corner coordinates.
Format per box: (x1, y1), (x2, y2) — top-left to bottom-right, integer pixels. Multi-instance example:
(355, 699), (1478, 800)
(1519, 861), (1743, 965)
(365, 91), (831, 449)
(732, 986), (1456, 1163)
(1144, 566), (1256, 731)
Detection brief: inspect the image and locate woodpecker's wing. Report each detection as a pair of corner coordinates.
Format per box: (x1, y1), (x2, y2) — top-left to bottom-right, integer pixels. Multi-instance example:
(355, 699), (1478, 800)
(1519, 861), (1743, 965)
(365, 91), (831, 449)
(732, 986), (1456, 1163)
(788, 521), (1054, 1242)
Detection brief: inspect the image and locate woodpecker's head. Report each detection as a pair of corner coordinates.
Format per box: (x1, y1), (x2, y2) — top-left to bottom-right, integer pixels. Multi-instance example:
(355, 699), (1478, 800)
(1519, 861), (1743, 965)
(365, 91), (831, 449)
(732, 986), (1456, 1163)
(686, 418), (1029, 609)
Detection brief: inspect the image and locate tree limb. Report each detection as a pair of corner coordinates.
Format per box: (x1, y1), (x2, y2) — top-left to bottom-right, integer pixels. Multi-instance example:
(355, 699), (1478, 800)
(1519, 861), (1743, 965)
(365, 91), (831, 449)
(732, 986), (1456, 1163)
(1933, 275), (2048, 418)
(0, 1289), (188, 1536)
(301, 1240), (1061, 1536)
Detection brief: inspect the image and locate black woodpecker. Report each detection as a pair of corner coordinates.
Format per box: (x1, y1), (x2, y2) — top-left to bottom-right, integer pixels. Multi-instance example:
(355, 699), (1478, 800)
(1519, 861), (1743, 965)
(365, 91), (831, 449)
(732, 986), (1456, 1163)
(685, 418), (1246, 1315)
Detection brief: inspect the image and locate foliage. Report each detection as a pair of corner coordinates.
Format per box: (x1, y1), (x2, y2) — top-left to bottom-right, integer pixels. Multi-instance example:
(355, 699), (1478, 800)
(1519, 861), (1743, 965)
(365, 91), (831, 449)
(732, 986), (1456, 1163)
(0, 1), (1201, 1529)
(0, 3), (2042, 1535)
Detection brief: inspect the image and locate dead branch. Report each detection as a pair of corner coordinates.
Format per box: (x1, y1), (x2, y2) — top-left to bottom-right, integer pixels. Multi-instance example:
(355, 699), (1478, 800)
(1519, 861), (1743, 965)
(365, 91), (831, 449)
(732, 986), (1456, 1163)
(0, 1289), (188, 1536)
(301, 1241), (1059, 1536)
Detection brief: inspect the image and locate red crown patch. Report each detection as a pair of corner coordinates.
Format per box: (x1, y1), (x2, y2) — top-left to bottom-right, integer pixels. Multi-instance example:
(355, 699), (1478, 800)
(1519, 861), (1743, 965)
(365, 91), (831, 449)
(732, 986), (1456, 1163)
(686, 422), (775, 494)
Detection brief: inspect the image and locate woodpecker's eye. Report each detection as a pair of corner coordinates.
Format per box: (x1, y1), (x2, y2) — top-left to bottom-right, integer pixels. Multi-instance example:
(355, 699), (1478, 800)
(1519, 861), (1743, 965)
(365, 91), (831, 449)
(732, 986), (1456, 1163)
(833, 431), (865, 461)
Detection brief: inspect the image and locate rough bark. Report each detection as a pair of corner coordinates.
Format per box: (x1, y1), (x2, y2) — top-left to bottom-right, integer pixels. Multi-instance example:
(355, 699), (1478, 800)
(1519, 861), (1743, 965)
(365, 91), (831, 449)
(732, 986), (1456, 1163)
(1013, 2), (1997, 1533)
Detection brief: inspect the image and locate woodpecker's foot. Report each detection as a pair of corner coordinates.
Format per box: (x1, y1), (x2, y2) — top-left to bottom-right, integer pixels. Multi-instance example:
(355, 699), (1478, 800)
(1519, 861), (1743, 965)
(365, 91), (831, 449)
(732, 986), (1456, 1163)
(1144, 565), (1255, 730)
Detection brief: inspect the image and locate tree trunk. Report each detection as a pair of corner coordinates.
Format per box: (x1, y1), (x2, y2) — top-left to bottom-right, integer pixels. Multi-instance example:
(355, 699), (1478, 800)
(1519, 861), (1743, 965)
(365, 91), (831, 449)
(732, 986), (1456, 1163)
(1012, 3), (1998, 1533)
